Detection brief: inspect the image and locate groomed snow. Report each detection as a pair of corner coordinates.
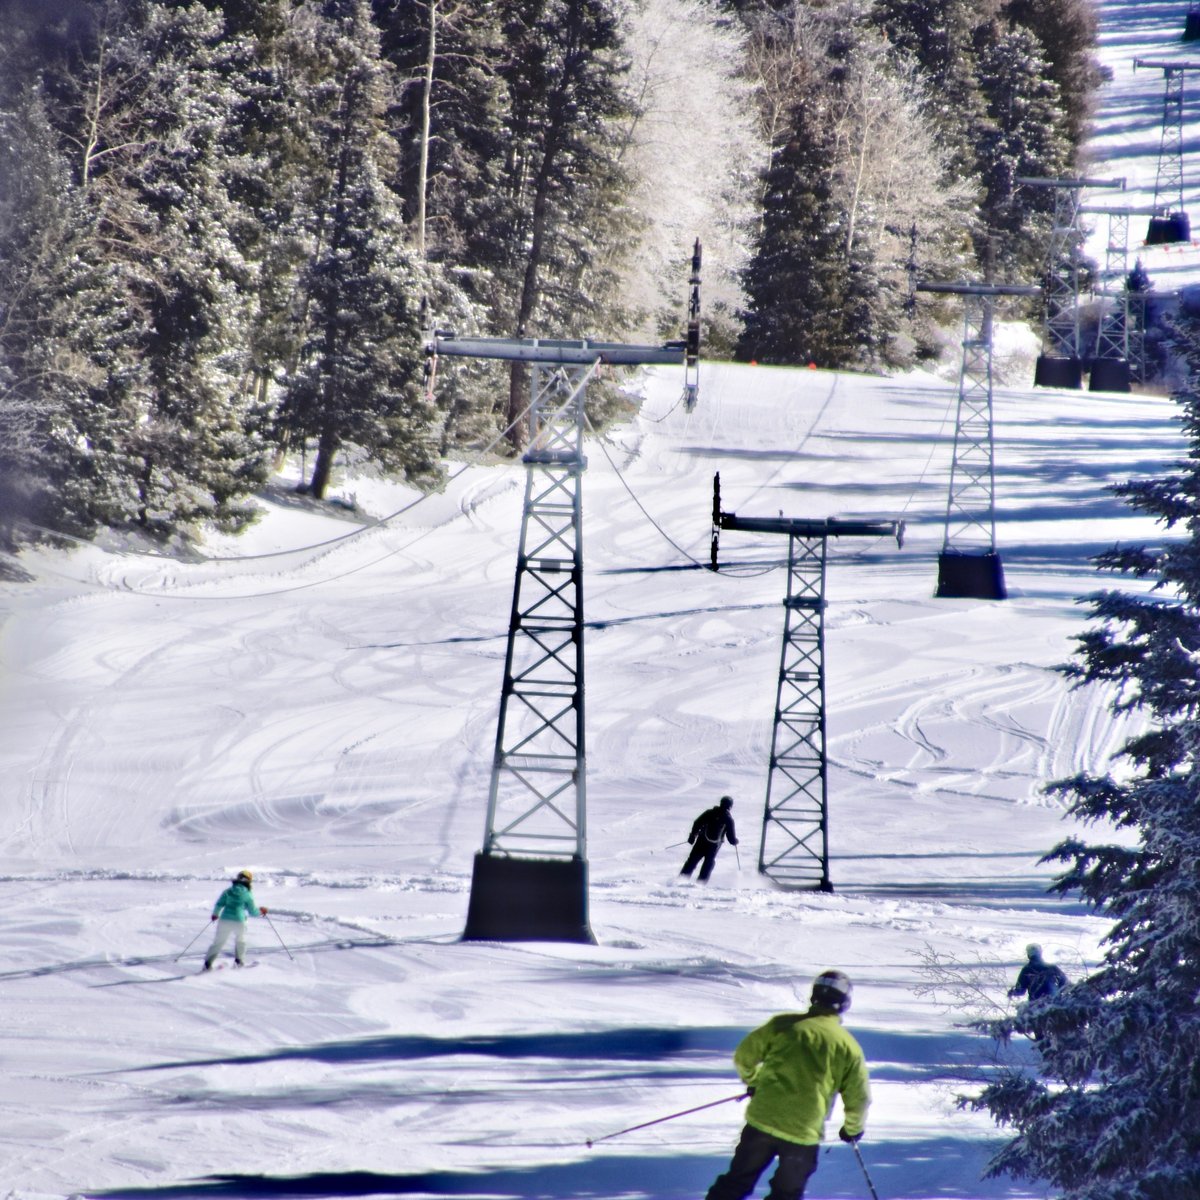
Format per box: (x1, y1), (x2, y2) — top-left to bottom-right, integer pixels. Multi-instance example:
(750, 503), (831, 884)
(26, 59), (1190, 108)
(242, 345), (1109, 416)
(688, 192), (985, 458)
(2, 2), (1198, 1198)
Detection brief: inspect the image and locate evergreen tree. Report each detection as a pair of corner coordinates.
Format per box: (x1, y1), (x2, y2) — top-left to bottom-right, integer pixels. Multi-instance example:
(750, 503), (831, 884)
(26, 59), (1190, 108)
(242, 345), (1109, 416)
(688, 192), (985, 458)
(1002, 0), (1103, 152)
(276, 0), (436, 500)
(869, 0), (989, 180)
(737, 74), (847, 365)
(1, 1), (272, 542)
(972, 21), (1072, 279)
(377, 0), (507, 264)
(738, 9), (970, 369)
(481, 0), (634, 444)
(967, 308), (1200, 1200)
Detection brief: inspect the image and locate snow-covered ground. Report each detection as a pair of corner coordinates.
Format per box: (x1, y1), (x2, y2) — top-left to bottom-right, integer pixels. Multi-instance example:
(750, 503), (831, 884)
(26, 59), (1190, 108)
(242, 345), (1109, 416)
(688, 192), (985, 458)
(3, 3), (1199, 1199)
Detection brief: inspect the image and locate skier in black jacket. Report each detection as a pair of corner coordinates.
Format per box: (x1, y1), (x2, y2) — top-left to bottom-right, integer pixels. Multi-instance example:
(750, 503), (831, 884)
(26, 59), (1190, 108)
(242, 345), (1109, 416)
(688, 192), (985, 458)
(680, 796), (738, 882)
(1008, 944), (1067, 1003)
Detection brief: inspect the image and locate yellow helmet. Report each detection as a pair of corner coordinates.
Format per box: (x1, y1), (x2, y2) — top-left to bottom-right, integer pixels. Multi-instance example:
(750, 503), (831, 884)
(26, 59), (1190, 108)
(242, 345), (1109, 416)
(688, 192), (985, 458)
(235, 870), (253, 884)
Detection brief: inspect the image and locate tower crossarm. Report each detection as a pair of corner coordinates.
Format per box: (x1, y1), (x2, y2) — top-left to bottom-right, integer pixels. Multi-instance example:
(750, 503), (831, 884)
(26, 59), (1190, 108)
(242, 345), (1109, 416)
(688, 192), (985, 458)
(719, 513), (904, 542)
(1133, 58), (1200, 72)
(428, 334), (688, 367)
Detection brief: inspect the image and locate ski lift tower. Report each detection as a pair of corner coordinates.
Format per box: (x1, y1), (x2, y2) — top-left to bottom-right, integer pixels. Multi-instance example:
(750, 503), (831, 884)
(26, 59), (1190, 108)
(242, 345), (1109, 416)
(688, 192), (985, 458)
(1079, 203), (1159, 390)
(710, 477), (904, 891)
(1133, 59), (1200, 244)
(430, 249), (701, 943)
(916, 281), (1041, 600)
(1017, 176), (1124, 389)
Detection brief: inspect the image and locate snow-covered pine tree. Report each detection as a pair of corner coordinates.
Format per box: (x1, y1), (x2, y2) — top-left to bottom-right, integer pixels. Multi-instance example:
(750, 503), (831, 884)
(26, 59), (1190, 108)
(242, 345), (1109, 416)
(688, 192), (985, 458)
(1002, 0), (1103, 152)
(868, 0), (989, 183)
(277, 0), (437, 500)
(381, 0), (506, 264)
(972, 21), (1073, 280)
(479, 0), (635, 446)
(2, 1), (273, 543)
(123, 3), (274, 537)
(737, 67), (845, 366)
(0, 88), (123, 544)
(738, 8), (970, 369)
(966, 306), (1200, 1200)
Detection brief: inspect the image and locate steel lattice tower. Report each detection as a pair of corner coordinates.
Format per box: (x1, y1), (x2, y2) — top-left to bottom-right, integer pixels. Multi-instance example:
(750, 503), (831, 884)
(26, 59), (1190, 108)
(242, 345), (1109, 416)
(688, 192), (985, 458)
(1017, 176), (1123, 384)
(429, 332), (694, 942)
(712, 479), (902, 890)
(917, 282), (1040, 599)
(1081, 203), (1156, 388)
(1133, 59), (1200, 242)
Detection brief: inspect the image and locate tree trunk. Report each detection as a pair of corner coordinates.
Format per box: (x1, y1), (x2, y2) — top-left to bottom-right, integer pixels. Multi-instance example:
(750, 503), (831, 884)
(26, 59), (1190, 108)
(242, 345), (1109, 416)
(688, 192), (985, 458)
(309, 428), (339, 500)
(504, 107), (567, 450)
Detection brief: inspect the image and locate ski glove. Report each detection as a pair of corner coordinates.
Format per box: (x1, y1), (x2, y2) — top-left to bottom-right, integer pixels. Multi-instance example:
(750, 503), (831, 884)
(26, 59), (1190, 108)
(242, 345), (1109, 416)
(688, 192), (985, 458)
(838, 1127), (863, 1144)
(260, 907), (268, 915)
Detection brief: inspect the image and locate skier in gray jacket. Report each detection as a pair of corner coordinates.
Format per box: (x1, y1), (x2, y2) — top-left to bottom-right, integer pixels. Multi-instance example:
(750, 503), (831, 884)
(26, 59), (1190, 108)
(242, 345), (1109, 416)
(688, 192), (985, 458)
(204, 870), (267, 970)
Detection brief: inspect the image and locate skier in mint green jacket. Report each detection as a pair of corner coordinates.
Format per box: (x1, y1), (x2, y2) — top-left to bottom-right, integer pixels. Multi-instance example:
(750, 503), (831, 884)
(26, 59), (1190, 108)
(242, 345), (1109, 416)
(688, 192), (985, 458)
(706, 970), (870, 1200)
(203, 870), (267, 970)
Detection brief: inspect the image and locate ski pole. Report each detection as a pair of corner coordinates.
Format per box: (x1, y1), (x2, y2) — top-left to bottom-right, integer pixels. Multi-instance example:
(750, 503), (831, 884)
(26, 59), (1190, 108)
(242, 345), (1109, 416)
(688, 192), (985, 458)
(734, 843), (742, 870)
(850, 1140), (880, 1200)
(585, 1091), (749, 1148)
(665, 840), (688, 849)
(263, 911), (295, 961)
(175, 918), (213, 962)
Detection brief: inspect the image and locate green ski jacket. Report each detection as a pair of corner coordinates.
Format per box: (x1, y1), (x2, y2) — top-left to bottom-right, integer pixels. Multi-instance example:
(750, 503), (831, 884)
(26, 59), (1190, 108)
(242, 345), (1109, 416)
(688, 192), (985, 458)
(733, 1009), (870, 1146)
(211, 882), (261, 923)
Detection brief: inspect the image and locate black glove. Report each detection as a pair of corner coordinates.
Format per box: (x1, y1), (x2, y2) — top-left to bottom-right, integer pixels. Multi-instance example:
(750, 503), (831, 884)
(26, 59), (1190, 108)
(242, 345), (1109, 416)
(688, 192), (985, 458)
(838, 1127), (863, 1144)
(687, 834), (696, 844)
(745, 1087), (755, 1097)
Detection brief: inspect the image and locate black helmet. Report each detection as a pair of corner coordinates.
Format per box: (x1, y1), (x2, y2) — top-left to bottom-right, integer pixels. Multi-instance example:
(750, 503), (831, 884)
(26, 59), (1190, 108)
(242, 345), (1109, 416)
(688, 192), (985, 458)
(719, 795), (733, 809)
(811, 969), (853, 1013)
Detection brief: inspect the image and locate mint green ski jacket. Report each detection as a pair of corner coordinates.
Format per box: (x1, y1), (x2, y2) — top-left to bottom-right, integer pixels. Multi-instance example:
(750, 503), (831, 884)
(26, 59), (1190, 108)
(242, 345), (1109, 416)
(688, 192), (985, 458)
(733, 1009), (870, 1146)
(211, 883), (261, 923)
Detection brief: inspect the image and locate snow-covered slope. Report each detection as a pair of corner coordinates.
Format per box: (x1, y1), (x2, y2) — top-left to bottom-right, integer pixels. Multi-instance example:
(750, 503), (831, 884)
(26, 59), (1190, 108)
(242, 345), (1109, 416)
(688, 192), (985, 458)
(0, 354), (1178, 1200)
(1, 3), (1196, 1198)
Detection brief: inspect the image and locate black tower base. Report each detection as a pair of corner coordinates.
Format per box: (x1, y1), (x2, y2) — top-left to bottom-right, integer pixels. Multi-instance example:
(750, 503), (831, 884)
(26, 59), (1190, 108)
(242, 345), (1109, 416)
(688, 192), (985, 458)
(1034, 355), (1082, 389)
(936, 551), (1006, 600)
(462, 852), (596, 943)
(1146, 213), (1191, 245)
(1089, 359), (1132, 392)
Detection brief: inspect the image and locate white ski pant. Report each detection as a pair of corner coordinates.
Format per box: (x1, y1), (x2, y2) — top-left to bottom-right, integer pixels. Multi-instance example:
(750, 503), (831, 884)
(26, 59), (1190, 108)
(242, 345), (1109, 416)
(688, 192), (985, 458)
(205, 918), (247, 966)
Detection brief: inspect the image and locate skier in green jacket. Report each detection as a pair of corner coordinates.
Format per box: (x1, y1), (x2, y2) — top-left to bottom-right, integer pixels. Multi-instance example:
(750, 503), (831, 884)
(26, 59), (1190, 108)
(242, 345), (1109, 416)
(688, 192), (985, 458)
(203, 870), (267, 970)
(706, 970), (871, 1200)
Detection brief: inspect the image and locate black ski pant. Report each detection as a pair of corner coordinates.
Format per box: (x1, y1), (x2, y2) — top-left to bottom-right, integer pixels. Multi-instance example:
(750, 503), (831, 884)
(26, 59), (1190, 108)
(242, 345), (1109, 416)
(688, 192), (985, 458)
(680, 840), (720, 881)
(705, 1124), (819, 1200)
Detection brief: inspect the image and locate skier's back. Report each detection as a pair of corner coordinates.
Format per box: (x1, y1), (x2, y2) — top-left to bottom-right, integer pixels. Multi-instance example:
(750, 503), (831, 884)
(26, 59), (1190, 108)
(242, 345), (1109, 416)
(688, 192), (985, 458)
(204, 870), (267, 970)
(680, 795), (738, 882)
(705, 970), (870, 1200)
